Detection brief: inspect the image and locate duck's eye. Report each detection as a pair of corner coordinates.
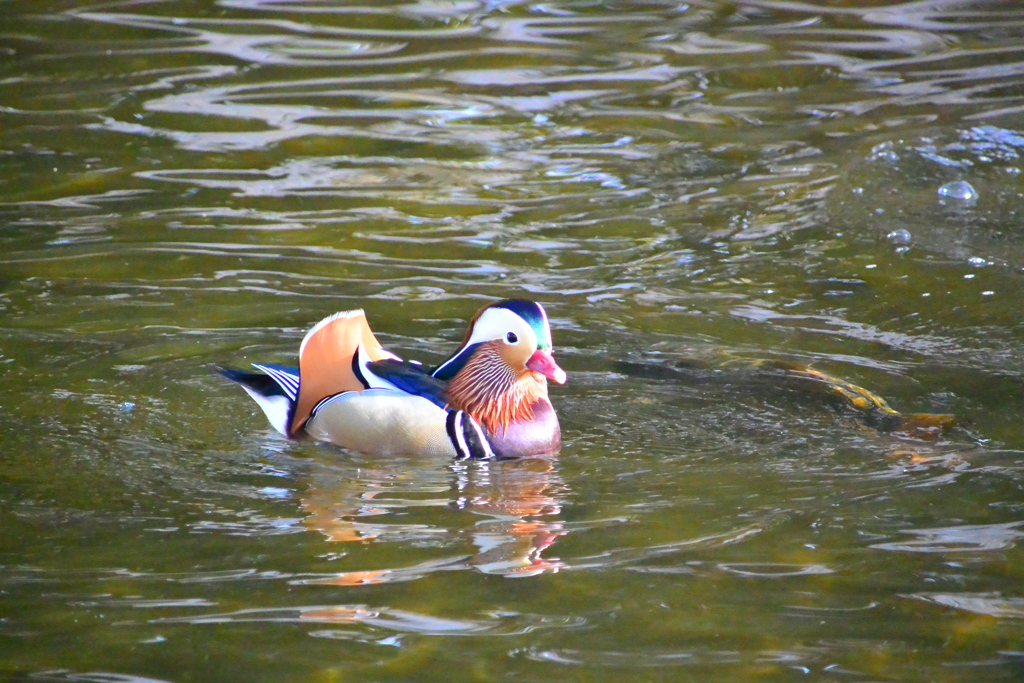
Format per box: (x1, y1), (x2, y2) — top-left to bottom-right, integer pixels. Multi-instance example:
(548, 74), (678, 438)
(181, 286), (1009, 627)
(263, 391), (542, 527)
(505, 332), (518, 344)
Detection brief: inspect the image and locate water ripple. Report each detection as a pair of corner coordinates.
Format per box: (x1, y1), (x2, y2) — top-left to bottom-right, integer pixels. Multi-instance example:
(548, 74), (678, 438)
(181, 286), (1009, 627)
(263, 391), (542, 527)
(871, 521), (1024, 553)
(152, 603), (587, 636)
(908, 592), (1024, 619)
(5, 1), (1024, 678)
(26, 672), (176, 683)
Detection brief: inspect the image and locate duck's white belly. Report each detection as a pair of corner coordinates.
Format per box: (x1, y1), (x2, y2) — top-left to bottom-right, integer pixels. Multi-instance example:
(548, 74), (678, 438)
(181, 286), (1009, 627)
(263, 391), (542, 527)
(304, 389), (457, 457)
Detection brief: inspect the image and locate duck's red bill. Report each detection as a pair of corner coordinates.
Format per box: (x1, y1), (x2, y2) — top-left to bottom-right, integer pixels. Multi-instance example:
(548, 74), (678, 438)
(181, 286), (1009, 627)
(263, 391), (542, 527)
(527, 349), (567, 384)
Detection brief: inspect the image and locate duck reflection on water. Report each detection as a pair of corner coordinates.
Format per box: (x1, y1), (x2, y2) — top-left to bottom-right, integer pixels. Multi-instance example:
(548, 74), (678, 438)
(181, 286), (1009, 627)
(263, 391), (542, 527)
(299, 457), (567, 583)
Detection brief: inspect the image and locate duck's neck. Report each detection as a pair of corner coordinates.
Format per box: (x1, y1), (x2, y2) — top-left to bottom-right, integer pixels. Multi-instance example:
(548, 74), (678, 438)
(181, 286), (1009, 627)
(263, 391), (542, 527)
(446, 346), (549, 436)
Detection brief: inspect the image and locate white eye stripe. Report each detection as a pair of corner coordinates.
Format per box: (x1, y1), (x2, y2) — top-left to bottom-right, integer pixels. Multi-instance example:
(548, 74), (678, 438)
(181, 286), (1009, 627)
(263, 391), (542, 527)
(432, 307), (541, 379)
(463, 308), (537, 349)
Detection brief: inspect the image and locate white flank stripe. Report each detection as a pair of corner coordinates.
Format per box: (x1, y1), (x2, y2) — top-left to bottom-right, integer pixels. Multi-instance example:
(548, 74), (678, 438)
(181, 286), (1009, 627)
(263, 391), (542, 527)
(468, 418), (496, 459)
(453, 413), (470, 460)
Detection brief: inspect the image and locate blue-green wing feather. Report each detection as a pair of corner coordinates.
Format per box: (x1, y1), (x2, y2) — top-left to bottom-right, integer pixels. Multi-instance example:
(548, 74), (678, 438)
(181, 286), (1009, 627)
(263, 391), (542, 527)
(367, 359), (449, 409)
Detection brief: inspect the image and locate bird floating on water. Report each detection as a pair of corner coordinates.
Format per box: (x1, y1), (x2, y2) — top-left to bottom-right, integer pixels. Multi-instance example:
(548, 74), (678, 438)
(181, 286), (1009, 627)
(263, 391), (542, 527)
(218, 299), (565, 459)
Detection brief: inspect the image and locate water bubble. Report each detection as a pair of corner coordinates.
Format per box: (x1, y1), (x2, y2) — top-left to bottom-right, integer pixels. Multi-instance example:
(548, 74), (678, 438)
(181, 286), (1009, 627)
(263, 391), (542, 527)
(887, 229), (912, 246)
(870, 142), (899, 163)
(119, 402), (136, 413)
(968, 256), (989, 267)
(937, 180), (977, 202)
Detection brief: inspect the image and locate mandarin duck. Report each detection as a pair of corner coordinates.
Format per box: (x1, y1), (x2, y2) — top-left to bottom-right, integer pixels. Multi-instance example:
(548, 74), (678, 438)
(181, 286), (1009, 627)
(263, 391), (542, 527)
(218, 299), (565, 459)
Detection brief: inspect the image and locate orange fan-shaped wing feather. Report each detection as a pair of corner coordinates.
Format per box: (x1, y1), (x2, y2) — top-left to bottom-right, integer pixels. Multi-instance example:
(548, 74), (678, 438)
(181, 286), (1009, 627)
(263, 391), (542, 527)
(290, 310), (391, 436)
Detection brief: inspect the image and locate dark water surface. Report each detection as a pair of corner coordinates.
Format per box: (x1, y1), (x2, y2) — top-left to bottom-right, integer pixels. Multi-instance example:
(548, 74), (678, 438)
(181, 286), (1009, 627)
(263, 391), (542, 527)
(3, 1), (1024, 681)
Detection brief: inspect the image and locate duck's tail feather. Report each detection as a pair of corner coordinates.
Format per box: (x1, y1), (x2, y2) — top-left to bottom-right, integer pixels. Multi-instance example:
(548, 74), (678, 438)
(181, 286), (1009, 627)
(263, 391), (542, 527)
(215, 364), (299, 437)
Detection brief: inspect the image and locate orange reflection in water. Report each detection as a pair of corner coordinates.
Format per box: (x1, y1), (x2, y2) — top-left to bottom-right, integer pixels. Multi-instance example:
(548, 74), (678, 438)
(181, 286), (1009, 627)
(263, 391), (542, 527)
(301, 456), (567, 580)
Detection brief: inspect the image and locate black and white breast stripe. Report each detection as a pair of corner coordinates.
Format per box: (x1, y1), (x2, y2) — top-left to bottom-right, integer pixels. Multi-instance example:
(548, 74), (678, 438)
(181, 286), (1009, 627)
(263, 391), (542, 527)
(445, 411), (497, 461)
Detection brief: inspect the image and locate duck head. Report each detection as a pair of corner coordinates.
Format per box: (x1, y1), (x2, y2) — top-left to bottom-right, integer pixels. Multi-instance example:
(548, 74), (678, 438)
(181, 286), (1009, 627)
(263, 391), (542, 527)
(433, 299), (565, 437)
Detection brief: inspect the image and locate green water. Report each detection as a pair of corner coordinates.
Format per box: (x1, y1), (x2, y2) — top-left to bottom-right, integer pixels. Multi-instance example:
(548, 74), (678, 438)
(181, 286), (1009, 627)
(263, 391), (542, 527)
(3, 1), (1024, 681)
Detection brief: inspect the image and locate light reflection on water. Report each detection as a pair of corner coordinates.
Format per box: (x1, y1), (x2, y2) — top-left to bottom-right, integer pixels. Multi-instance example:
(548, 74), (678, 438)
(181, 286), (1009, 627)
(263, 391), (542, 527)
(296, 458), (569, 577)
(3, 0), (1024, 681)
